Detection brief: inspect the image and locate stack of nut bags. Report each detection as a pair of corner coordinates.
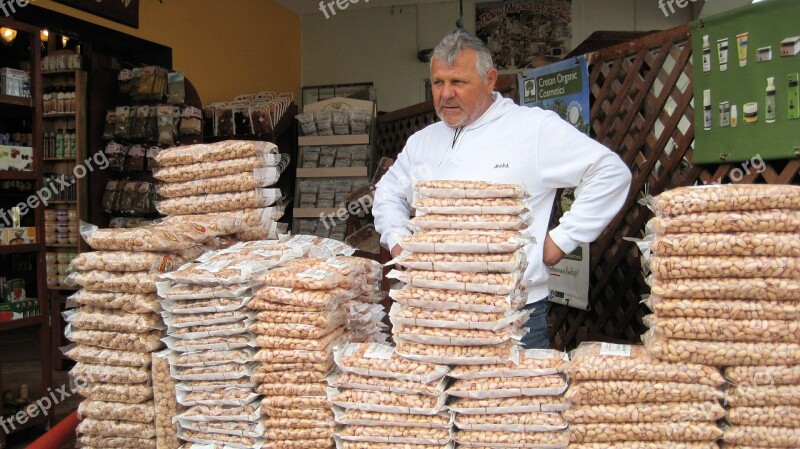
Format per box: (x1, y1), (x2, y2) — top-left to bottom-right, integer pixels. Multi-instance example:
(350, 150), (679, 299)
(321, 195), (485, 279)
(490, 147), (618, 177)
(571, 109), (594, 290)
(447, 347), (570, 449)
(638, 185), (800, 447)
(388, 180), (533, 365)
(344, 257), (390, 344)
(159, 241), (307, 448)
(65, 220), (223, 449)
(722, 365), (800, 448)
(564, 342), (725, 448)
(329, 342), (453, 449)
(248, 256), (366, 449)
(153, 139), (289, 242)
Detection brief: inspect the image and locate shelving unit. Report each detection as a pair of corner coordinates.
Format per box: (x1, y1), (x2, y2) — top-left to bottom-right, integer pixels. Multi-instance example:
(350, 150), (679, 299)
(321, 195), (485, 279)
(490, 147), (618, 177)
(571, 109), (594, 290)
(292, 97), (375, 239)
(0, 17), (53, 447)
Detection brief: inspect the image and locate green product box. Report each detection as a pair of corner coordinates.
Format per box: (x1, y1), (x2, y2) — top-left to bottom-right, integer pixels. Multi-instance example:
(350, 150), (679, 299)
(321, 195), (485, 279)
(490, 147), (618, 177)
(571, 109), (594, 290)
(1, 278), (26, 303)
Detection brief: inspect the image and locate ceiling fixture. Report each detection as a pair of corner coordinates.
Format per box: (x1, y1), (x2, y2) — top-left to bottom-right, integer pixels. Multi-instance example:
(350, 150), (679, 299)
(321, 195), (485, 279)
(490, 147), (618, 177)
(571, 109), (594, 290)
(40, 29), (49, 43)
(0, 27), (17, 46)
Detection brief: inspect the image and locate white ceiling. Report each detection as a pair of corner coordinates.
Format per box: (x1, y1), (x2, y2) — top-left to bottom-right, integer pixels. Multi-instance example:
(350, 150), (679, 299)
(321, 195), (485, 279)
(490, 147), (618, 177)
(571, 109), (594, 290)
(275, 0), (458, 15)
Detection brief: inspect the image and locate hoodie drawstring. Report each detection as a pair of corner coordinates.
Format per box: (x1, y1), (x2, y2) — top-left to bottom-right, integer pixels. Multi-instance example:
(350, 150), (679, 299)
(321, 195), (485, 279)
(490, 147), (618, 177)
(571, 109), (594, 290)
(439, 126), (465, 166)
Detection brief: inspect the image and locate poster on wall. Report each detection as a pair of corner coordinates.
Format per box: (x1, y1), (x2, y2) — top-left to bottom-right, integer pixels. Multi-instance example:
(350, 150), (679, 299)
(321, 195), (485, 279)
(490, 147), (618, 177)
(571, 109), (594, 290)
(54, 0), (140, 28)
(518, 56), (591, 311)
(476, 0), (572, 71)
(691, 0), (800, 164)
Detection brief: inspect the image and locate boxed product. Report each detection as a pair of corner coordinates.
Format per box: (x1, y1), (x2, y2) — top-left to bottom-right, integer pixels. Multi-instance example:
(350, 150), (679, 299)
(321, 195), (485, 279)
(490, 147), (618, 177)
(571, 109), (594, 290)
(1, 278), (26, 303)
(0, 68), (29, 98)
(2, 227), (36, 245)
(0, 145), (33, 171)
(0, 298), (38, 321)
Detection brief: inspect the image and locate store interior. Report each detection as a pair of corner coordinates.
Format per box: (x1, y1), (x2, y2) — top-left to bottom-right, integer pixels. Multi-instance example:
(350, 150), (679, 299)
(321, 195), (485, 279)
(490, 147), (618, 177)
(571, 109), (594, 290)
(0, 0), (798, 447)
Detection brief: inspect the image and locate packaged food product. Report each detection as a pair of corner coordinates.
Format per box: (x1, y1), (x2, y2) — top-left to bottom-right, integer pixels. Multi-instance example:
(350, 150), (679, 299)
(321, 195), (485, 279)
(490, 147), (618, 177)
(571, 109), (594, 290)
(413, 197), (528, 215)
(562, 402), (726, 424)
(400, 230), (532, 254)
(642, 330), (800, 366)
(649, 184), (800, 217)
(647, 209), (800, 234)
(568, 423), (723, 444)
(565, 380), (723, 405)
(76, 418), (157, 439)
(153, 153), (282, 183)
(71, 251), (184, 273)
(409, 213), (532, 231)
(334, 342), (450, 383)
(155, 140), (278, 167)
(387, 269), (520, 295)
(156, 168), (280, 198)
(415, 180), (529, 199)
(389, 288), (526, 313)
(454, 411), (567, 432)
(446, 374), (568, 399)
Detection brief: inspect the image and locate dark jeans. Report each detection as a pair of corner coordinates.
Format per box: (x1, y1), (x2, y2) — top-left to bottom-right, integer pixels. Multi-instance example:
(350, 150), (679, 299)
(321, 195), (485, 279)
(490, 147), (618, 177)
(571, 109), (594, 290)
(520, 300), (551, 349)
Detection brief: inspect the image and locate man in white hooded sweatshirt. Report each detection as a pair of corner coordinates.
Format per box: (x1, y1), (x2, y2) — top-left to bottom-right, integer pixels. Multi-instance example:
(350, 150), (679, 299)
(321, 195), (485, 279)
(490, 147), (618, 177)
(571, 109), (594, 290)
(373, 31), (632, 349)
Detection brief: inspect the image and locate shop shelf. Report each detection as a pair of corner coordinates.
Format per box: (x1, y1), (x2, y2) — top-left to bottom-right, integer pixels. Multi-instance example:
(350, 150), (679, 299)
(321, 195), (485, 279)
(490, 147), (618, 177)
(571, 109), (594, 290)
(298, 134), (370, 146)
(0, 315), (43, 332)
(47, 200), (77, 204)
(45, 243), (78, 248)
(296, 167), (368, 178)
(42, 70), (82, 76)
(42, 112), (76, 119)
(292, 208), (340, 218)
(0, 94), (32, 108)
(0, 170), (36, 180)
(43, 157), (77, 162)
(0, 244), (40, 255)
(48, 286), (78, 291)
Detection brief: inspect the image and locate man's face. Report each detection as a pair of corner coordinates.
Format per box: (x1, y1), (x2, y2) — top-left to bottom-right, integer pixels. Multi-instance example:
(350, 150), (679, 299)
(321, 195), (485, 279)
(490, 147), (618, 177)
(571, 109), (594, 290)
(431, 49), (497, 128)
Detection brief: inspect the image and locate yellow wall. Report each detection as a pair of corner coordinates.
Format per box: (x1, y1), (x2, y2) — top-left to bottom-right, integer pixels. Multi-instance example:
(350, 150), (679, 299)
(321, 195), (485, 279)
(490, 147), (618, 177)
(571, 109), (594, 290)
(30, 0), (301, 104)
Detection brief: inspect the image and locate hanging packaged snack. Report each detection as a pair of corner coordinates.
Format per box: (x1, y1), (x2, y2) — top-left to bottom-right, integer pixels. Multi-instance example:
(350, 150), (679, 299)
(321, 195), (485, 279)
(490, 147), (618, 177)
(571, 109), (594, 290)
(114, 106), (131, 140)
(350, 108), (370, 134)
(319, 146), (337, 168)
(144, 106), (158, 145)
(127, 106), (146, 141)
(167, 71), (185, 105)
(214, 105), (235, 137)
(104, 142), (127, 171)
(145, 146), (160, 172)
(136, 66), (156, 99)
(126, 145), (146, 172)
(156, 105), (175, 146)
(233, 104), (253, 136)
(101, 179), (121, 213)
(180, 106), (202, 136)
(296, 111), (317, 136)
(315, 110), (334, 136)
(118, 69), (133, 94)
(332, 109), (350, 135)
(302, 147), (321, 168)
(102, 109), (117, 141)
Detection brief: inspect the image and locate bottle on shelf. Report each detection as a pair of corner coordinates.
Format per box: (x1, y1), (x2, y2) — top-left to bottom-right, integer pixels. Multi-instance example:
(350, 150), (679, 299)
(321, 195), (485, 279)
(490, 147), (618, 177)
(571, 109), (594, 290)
(55, 129), (64, 158)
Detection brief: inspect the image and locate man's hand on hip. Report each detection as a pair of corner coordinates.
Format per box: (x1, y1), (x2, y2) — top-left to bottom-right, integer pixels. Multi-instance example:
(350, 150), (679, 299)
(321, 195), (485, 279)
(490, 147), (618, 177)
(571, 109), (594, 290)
(391, 244), (404, 270)
(543, 233), (566, 267)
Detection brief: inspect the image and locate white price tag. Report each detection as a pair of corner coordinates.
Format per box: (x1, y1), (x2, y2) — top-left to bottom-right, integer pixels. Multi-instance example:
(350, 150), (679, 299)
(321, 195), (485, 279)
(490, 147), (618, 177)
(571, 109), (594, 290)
(364, 343), (394, 360)
(297, 269), (329, 280)
(326, 258), (349, 269)
(525, 349), (555, 360)
(509, 345), (521, 365)
(600, 343), (632, 357)
(342, 344), (360, 358)
(197, 259), (233, 274)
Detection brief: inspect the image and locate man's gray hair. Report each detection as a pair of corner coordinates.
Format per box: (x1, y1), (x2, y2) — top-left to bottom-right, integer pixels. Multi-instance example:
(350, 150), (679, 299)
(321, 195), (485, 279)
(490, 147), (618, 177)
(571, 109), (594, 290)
(431, 31), (494, 80)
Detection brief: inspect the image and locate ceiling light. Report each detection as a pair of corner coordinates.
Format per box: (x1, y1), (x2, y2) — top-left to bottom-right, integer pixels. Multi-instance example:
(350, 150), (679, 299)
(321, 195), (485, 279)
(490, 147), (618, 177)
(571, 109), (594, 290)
(0, 27), (17, 46)
(40, 29), (49, 42)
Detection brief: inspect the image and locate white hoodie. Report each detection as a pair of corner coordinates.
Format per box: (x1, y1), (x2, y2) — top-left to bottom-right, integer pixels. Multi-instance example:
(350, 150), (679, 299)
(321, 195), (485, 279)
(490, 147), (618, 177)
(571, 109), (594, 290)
(373, 92), (632, 302)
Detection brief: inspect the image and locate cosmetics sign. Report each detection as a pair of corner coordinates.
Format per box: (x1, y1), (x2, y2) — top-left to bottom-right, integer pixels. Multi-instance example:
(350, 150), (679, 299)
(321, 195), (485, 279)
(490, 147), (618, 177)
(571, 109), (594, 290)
(519, 56), (591, 311)
(691, 0), (800, 164)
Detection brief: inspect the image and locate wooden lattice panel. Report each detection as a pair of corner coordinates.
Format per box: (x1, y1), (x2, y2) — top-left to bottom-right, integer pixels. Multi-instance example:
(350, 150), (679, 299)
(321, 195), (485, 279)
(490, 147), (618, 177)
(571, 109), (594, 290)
(375, 101), (438, 164)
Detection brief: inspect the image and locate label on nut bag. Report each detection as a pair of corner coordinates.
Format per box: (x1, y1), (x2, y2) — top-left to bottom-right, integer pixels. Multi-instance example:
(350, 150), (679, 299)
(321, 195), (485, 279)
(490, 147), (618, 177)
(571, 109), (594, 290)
(364, 343), (394, 360)
(342, 344), (360, 358)
(600, 342), (632, 357)
(325, 258), (349, 269)
(525, 349), (558, 360)
(297, 269), (329, 280)
(198, 259), (234, 274)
